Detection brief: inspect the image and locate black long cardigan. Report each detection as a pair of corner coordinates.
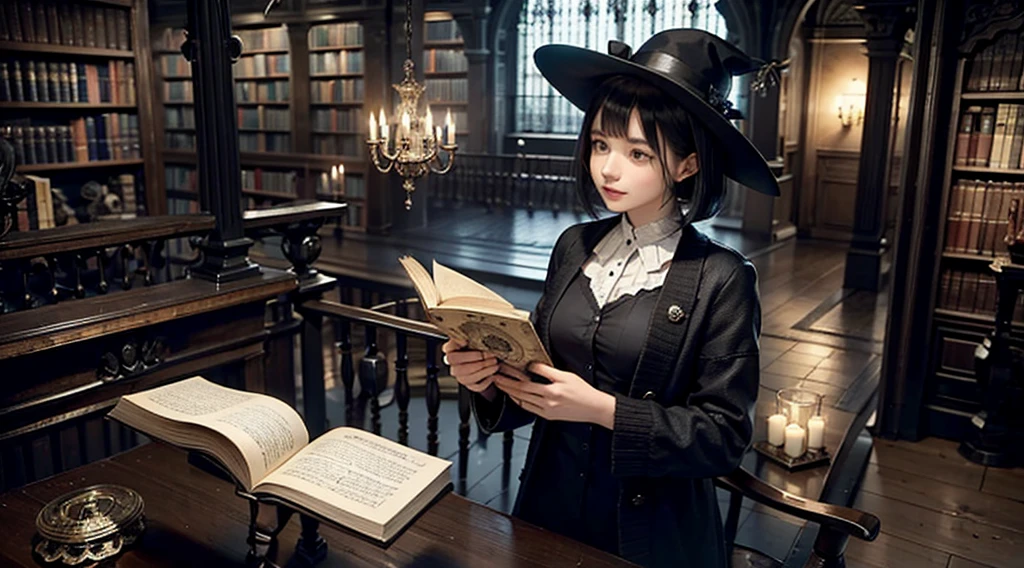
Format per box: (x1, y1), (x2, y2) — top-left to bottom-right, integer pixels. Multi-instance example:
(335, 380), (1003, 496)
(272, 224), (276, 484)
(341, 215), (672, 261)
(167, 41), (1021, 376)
(472, 215), (762, 568)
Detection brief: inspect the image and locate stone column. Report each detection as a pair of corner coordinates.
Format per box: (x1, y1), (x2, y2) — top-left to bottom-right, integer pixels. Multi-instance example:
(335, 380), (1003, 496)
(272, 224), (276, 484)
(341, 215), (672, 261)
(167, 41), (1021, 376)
(843, 0), (915, 291)
(184, 0), (259, 283)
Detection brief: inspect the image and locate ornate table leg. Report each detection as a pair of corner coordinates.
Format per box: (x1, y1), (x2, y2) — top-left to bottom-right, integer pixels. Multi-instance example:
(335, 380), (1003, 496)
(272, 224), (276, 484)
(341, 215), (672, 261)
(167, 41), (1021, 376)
(294, 514), (327, 565)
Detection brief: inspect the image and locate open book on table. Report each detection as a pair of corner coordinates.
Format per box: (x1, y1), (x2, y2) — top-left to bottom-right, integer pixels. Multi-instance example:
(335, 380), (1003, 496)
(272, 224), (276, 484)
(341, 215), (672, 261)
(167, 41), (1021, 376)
(398, 255), (552, 369)
(107, 376), (452, 544)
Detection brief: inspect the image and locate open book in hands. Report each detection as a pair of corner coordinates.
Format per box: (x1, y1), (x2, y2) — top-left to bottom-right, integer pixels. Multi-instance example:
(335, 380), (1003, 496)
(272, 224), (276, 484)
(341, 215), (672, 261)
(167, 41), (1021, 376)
(398, 256), (552, 369)
(107, 376), (451, 544)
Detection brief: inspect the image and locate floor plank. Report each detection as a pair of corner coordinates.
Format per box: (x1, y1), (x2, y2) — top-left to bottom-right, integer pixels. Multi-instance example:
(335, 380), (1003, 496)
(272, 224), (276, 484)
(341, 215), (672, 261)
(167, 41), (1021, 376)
(854, 491), (1024, 568)
(860, 463), (1024, 535)
(981, 466), (1024, 504)
(947, 557), (997, 568)
(844, 532), (951, 568)
(869, 438), (986, 491)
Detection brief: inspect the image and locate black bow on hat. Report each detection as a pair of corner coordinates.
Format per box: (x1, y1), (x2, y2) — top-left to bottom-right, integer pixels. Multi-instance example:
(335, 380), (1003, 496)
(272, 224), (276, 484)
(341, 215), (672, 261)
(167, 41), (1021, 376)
(534, 29), (783, 197)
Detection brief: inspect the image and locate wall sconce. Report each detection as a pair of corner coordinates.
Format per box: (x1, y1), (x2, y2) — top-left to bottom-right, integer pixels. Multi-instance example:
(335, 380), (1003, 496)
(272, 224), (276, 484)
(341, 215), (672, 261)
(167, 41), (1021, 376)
(836, 78), (866, 128)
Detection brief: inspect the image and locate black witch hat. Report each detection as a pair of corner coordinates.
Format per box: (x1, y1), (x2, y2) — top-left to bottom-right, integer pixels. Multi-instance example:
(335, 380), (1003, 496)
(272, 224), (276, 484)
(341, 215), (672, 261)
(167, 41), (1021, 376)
(534, 29), (780, 197)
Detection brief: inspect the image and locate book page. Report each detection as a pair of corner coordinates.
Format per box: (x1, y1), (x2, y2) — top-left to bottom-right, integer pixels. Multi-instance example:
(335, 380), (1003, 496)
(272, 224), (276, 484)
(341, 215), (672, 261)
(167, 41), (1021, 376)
(119, 377), (309, 488)
(254, 427), (450, 527)
(432, 260), (513, 308)
(398, 256), (439, 310)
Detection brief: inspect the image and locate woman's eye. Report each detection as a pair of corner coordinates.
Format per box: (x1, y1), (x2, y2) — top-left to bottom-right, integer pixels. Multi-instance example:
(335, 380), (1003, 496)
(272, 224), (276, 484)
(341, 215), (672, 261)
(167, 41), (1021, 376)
(631, 150), (651, 160)
(591, 139), (607, 151)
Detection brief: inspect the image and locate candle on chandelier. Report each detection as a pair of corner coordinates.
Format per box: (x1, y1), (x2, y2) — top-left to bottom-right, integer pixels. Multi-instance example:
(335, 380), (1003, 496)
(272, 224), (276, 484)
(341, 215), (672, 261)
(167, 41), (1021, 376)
(424, 110), (433, 139)
(436, 126), (443, 147)
(369, 112), (377, 142)
(379, 109), (388, 143)
(401, 111), (411, 140)
(445, 108), (455, 145)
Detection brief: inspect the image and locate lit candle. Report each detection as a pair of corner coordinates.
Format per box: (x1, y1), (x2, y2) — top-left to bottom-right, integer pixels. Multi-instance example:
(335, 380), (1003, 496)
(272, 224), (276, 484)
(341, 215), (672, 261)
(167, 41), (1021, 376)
(445, 108), (455, 145)
(807, 415), (825, 450)
(369, 112), (377, 142)
(379, 109), (388, 143)
(338, 163), (345, 195)
(784, 423), (806, 458)
(330, 165), (339, 195)
(424, 110), (433, 137)
(767, 414), (786, 447)
(400, 110), (410, 139)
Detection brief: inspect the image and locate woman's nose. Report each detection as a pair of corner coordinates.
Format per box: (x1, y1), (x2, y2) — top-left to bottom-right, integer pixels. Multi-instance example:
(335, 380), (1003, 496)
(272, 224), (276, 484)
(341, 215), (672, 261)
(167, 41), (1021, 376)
(600, 153), (620, 180)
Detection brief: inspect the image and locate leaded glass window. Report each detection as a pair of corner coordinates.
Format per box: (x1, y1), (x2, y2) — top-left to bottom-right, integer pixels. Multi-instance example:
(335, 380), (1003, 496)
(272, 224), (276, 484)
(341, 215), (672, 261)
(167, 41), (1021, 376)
(516, 0), (730, 133)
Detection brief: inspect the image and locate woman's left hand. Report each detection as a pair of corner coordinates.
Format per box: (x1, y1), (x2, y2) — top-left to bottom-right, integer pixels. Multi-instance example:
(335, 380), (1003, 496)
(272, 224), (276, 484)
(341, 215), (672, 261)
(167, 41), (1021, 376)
(495, 362), (616, 429)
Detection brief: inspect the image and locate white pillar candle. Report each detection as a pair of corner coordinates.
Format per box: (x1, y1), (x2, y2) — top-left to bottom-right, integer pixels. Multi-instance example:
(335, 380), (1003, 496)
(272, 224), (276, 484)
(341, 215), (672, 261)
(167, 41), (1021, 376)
(338, 163), (345, 195)
(445, 108), (455, 145)
(807, 415), (825, 450)
(369, 113), (377, 142)
(330, 165), (338, 194)
(435, 125), (443, 146)
(784, 423), (806, 458)
(424, 110), (433, 136)
(767, 414), (786, 447)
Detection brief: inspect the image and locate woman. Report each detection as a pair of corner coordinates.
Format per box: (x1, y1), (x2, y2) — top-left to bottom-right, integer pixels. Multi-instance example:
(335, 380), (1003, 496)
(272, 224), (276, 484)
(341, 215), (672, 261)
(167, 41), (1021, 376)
(443, 29), (779, 567)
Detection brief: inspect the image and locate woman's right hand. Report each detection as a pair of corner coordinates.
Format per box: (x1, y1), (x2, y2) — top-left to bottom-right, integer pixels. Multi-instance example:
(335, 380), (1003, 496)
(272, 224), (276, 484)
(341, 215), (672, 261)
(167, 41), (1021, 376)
(442, 338), (500, 401)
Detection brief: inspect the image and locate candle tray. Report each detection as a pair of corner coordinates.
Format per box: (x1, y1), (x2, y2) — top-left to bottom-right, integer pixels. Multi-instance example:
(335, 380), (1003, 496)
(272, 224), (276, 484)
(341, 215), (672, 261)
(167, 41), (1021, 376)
(753, 441), (831, 471)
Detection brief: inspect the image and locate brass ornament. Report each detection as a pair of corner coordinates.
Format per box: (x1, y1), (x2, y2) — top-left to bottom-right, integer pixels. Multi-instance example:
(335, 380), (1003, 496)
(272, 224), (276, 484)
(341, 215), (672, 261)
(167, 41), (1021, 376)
(34, 484), (145, 565)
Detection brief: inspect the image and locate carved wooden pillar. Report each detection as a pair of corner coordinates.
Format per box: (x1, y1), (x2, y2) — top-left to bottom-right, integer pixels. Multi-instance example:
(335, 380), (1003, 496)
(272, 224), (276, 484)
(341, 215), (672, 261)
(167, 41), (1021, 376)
(843, 0), (915, 291)
(184, 0), (259, 283)
(457, 4), (492, 153)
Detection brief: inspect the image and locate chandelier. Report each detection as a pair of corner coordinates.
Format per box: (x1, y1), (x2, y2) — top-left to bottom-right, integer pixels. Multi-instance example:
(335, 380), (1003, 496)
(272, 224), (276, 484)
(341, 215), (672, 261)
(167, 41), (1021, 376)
(367, 0), (457, 209)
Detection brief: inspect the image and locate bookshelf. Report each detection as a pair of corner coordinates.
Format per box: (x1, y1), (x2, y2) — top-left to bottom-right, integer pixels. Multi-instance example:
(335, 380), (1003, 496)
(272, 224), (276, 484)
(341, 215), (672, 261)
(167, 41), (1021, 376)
(929, 23), (1024, 438)
(153, 20), (370, 232)
(0, 0), (158, 228)
(307, 20), (367, 231)
(423, 13), (469, 149)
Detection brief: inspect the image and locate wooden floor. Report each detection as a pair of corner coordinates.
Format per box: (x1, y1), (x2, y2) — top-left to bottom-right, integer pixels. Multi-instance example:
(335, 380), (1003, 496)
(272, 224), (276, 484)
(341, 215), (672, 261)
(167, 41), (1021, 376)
(310, 209), (1023, 568)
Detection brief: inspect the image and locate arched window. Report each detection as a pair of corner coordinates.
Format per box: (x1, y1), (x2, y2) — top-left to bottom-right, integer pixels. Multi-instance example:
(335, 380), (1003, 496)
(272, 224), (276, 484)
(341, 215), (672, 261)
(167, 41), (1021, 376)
(516, 0), (730, 134)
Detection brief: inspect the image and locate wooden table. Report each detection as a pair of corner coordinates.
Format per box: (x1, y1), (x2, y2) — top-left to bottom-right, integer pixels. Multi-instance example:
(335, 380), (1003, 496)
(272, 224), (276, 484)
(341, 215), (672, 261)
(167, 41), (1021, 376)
(0, 443), (637, 567)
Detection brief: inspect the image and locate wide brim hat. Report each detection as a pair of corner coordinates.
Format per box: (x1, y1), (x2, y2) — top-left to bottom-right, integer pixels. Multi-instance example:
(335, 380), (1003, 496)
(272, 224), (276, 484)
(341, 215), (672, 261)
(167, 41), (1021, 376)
(534, 29), (780, 197)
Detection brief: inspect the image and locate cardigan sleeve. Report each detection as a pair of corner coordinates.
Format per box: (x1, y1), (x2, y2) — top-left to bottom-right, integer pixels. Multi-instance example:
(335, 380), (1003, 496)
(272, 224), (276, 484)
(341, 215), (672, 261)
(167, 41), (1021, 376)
(610, 261), (761, 478)
(471, 225), (578, 434)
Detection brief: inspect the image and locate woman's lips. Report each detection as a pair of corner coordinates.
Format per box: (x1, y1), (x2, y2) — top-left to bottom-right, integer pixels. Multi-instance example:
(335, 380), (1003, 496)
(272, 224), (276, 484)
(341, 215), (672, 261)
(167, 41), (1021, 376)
(602, 186), (626, 200)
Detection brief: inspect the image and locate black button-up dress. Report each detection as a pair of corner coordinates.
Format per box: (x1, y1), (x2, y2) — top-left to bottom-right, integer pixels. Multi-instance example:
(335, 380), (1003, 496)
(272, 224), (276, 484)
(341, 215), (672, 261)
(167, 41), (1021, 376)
(515, 272), (660, 555)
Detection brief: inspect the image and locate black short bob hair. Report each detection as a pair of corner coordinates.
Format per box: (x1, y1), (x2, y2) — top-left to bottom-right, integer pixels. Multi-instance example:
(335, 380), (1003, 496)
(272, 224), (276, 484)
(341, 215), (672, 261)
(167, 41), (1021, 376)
(574, 75), (726, 225)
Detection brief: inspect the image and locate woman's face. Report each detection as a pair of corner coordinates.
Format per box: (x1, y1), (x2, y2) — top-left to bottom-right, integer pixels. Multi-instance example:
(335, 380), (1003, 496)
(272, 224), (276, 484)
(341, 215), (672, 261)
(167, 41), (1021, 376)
(588, 107), (696, 227)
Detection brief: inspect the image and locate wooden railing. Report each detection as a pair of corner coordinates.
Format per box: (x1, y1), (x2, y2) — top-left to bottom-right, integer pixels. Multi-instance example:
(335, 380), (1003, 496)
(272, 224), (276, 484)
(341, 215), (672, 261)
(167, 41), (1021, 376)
(426, 152), (580, 214)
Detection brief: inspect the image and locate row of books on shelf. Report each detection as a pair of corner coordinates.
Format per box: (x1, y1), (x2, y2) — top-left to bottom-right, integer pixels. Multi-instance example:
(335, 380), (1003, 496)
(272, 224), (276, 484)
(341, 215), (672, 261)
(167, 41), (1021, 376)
(237, 80), (290, 103)
(964, 30), (1024, 93)
(165, 132), (194, 150)
(164, 107), (194, 129)
(311, 79), (364, 103)
(0, 60), (136, 105)
(6, 114), (140, 165)
(425, 78), (467, 103)
(956, 104), (1024, 169)
(309, 22), (363, 48)
(0, 2), (131, 51)
(239, 107), (290, 131)
(312, 108), (365, 133)
(939, 268), (1024, 323)
(164, 81), (193, 103)
(160, 54), (191, 78)
(237, 27), (288, 51)
(236, 54), (291, 78)
(242, 169), (298, 194)
(425, 20), (462, 42)
(240, 132), (290, 153)
(310, 51), (364, 75)
(316, 172), (365, 199)
(945, 179), (1023, 256)
(423, 50), (468, 73)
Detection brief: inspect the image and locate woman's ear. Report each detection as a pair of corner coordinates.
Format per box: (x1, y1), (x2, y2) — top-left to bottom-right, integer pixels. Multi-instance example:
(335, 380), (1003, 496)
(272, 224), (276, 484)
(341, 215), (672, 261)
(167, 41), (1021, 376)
(673, 152), (699, 182)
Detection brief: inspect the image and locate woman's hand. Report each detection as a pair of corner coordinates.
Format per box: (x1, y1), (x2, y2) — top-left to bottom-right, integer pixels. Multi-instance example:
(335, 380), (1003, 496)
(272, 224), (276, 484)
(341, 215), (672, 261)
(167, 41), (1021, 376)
(495, 362), (616, 429)
(441, 339), (500, 401)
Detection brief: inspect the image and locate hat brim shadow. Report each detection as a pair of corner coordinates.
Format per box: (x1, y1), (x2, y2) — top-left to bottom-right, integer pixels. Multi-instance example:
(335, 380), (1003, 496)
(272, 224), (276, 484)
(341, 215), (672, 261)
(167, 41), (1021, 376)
(534, 44), (780, 197)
